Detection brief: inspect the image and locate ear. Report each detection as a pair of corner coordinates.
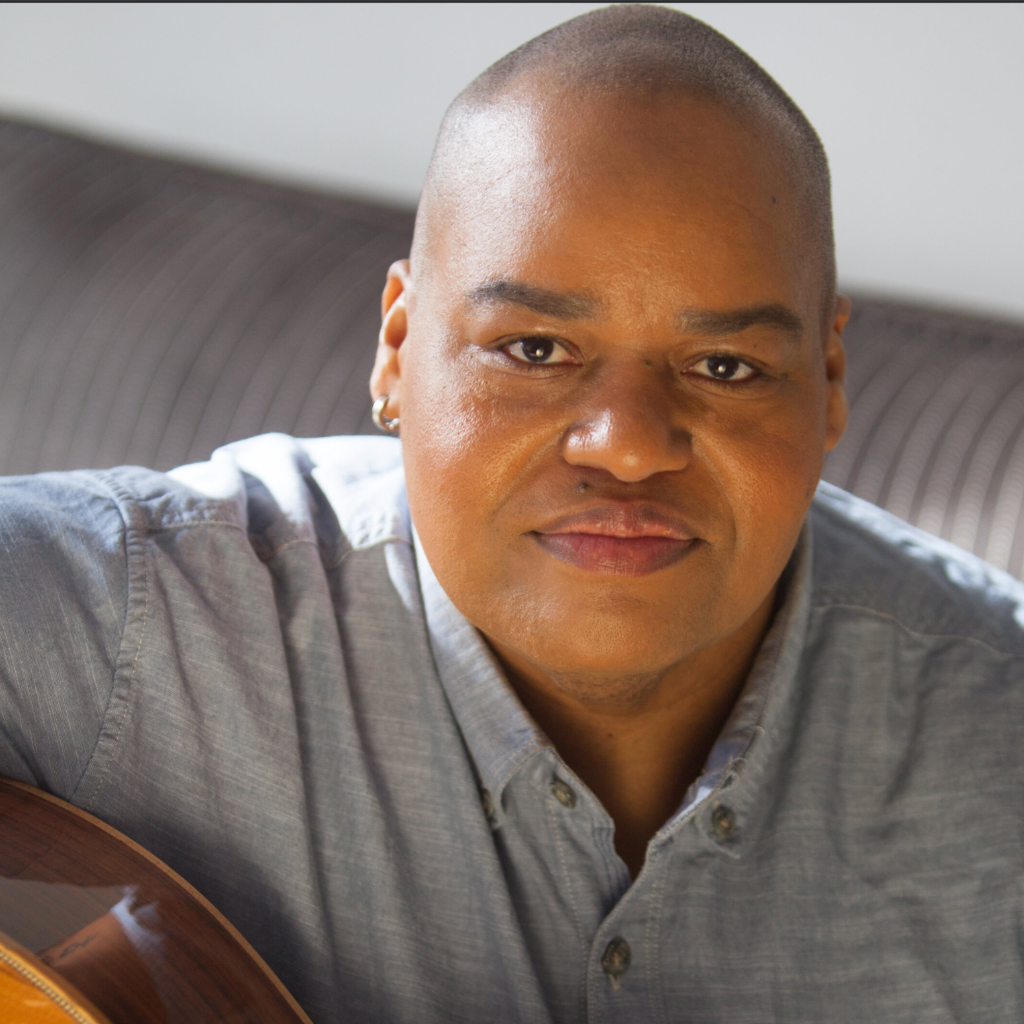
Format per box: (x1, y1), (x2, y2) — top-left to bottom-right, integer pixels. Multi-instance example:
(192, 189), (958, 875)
(823, 294), (850, 453)
(369, 259), (412, 414)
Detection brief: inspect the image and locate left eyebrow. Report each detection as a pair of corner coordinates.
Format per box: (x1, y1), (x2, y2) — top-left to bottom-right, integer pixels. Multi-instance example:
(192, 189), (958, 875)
(676, 303), (803, 340)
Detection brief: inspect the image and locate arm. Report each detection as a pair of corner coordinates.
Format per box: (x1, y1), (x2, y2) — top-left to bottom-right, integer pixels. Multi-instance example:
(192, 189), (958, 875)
(0, 471), (128, 800)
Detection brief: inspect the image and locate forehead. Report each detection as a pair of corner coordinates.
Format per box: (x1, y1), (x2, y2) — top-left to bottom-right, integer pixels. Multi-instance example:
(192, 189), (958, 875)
(418, 87), (814, 315)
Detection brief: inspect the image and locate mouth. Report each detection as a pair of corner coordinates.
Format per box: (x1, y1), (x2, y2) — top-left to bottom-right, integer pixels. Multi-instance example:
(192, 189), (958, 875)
(531, 505), (698, 577)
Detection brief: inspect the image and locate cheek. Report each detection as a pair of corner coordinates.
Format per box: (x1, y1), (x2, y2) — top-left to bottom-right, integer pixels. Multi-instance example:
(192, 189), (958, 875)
(400, 341), (547, 588)
(699, 388), (825, 580)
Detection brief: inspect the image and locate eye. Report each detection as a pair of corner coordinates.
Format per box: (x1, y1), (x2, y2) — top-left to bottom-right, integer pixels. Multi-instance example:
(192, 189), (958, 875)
(504, 337), (573, 365)
(691, 355), (757, 382)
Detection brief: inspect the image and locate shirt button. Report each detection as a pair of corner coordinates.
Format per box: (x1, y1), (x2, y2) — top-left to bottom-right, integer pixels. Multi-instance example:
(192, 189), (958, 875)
(601, 937), (631, 989)
(550, 778), (577, 808)
(480, 788), (498, 827)
(710, 803), (737, 840)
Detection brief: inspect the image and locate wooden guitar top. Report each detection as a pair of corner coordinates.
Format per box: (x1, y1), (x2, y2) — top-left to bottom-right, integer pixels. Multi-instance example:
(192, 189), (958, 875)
(0, 777), (314, 1024)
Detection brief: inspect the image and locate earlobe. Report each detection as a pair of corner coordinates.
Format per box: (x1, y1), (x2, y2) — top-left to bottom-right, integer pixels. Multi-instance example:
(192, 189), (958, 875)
(371, 394), (401, 433)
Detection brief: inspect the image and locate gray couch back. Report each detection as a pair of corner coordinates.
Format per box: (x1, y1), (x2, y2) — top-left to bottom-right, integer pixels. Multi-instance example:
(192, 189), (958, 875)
(2, 120), (1023, 578)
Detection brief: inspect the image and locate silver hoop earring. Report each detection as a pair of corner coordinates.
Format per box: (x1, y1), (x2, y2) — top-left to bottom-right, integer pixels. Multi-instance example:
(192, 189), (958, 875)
(371, 394), (400, 433)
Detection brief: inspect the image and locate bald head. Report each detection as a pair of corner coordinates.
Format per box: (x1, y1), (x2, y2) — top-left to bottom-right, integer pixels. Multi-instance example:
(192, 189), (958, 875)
(414, 4), (835, 315)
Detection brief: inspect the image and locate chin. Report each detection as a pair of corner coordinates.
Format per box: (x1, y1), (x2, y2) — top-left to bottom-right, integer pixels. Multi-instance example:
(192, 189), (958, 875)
(524, 619), (706, 681)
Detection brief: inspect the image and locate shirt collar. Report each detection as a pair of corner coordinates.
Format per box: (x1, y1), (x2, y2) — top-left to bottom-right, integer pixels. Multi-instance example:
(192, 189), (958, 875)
(415, 531), (548, 817)
(414, 514), (813, 829)
(666, 522), (813, 832)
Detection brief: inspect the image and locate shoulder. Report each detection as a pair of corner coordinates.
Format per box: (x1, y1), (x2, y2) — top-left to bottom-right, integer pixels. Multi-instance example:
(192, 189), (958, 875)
(0, 468), (130, 537)
(0, 469), (140, 586)
(0, 470), (144, 793)
(165, 432), (408, 556)
(808, 481), (1024, 658)
(0, 432), (408, 548)
(0, 432), (407, 596)
(0, 434), (407, 796)
(0, 457), (241, 549)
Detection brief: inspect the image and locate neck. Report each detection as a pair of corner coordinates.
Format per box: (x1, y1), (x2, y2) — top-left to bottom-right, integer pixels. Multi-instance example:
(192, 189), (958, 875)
(489, 588), (776, 879)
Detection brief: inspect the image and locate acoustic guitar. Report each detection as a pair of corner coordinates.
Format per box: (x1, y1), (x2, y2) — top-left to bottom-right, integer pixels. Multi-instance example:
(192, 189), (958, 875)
(0, 776), (314, 1024)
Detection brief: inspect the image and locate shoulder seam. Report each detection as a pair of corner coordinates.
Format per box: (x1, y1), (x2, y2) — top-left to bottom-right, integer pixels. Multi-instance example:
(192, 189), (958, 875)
(147, 520), (247, 533)
(812, 600), (1024, 661)
(71, 472), (150, 807)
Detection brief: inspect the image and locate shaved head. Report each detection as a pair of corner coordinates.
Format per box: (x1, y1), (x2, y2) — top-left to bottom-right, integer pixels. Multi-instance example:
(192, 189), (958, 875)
(415, 3), (835, 318)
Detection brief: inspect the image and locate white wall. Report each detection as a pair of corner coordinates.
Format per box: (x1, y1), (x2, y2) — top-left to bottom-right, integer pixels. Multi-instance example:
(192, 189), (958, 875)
(0, 2), (1021, 320)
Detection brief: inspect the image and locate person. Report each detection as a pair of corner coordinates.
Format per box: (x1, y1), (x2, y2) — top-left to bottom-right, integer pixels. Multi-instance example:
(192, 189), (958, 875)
(1, 5), (1022, 1022)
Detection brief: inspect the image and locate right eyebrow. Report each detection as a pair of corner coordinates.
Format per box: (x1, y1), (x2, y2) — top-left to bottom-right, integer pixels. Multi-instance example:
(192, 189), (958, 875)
(465, 280), (601, 321)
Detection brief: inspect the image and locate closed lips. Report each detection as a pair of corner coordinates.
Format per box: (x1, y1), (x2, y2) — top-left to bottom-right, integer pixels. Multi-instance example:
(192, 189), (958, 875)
(531, 505), (698, 576)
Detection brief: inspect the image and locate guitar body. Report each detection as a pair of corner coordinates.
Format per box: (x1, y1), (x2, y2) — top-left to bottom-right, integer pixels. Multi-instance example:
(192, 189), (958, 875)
(0, 777), (313, 1024)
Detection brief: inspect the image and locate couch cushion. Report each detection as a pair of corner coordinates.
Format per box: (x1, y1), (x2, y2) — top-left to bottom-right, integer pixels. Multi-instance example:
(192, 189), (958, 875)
(823, 299), (1024, 578)
(0, 118), (414, 474)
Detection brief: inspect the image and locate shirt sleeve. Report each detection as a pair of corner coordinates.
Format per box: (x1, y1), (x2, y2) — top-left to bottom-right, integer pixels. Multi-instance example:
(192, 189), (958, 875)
(0, 471), (129, 798)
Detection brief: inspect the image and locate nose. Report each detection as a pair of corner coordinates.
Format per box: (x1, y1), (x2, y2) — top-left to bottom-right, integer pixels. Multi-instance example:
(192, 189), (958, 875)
(562, 367), (692, 483)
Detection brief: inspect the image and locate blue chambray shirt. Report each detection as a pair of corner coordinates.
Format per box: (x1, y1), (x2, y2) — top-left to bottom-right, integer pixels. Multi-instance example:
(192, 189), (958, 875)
(1, 432), (1023, 1023)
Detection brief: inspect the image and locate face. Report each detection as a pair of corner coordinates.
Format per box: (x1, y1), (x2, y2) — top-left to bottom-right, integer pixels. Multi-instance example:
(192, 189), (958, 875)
(373, 86), (848, 698)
